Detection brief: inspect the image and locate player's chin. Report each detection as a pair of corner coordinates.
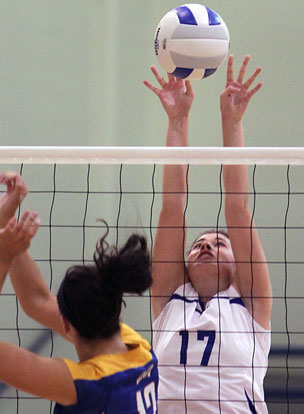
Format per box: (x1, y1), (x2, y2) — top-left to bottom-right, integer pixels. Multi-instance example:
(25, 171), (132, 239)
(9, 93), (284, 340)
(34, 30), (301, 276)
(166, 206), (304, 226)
(195, 259), (217, 267)
(187, 260), (216, 276)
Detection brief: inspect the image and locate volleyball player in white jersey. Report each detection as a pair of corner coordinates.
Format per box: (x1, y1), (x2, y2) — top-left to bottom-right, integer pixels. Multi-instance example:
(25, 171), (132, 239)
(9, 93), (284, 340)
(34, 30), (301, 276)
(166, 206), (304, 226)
(143, 55), (272, 413)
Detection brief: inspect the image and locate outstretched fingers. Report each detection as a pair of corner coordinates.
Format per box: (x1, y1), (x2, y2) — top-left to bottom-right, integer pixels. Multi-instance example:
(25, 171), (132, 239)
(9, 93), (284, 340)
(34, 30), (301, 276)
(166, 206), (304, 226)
(167, 72), (175, 83)
(237, 54), (251, 84)
(151, 65), (167, 88)
(185, 80), (194, 98)
(226, 55), (234, 84)
(143, 65), (180, 96)
(143, 66), (167, 96)
(0, 210), (40, 262)
(248, 81), (263, 100)
(17, 210), (40, 238)
(244, 66), (262, 91)
(1, 210), (40, 243)
(142, 80), (155, 92)
(142, 79), (160, 96)
(27, 212), (40, 238)
(15, 210), (31, 230)
(236, 55), (262, 94)
(3, 216), (17, 234)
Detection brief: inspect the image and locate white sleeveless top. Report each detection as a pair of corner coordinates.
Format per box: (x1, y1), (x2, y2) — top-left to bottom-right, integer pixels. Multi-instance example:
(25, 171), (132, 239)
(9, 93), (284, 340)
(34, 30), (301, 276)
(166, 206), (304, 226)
(153, 283), (270, 414)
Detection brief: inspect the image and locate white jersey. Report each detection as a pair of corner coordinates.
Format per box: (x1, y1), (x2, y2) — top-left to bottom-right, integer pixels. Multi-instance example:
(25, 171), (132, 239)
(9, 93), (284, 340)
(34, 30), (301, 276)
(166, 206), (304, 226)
(153, 283), (270, 414)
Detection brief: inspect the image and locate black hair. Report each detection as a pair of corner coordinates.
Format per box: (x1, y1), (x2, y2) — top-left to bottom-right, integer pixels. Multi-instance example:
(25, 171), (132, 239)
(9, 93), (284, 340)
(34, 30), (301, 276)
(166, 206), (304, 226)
(57, 221), (152, 340)
(186, 228), (229, 255)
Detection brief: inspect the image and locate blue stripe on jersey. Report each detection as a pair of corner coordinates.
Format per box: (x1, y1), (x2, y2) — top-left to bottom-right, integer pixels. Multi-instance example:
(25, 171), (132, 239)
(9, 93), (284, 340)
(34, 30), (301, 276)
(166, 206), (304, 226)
(206, 7), (221, 25)
(199, 300), (205, 312)
(174, 6), (197, 25)
(171, 67), (193, 79)
(245, 389), (257, 413)
(170, 293), (203, 315)
(230, 297), (245, 307)
(203, 68), (217, 78)
(170, 293), (198, 304)
(170, 292), (245, 316)
(209, 296), (245, 307)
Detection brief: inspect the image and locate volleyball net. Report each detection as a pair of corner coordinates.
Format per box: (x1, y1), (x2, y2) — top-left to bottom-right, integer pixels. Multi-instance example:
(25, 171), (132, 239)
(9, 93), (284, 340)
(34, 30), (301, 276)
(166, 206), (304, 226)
(1, 146), (304, 414)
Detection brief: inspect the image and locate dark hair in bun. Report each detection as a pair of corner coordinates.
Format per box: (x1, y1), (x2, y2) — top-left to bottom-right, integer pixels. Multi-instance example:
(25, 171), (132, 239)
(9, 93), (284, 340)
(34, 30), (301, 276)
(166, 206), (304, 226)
(57, 220), (152, 339)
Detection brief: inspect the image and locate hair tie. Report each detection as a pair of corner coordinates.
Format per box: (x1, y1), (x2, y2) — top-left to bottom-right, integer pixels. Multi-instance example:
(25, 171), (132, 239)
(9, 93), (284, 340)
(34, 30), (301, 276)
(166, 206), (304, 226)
(57, 280), (85, 333)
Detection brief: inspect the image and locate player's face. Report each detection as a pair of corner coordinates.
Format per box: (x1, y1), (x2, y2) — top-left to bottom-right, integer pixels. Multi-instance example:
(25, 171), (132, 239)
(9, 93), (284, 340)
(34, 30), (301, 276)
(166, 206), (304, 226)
(187, 233), (236, 294)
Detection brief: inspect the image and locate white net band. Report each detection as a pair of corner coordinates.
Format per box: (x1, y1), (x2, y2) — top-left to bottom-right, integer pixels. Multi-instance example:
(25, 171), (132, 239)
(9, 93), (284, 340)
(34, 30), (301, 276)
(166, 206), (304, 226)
(1, 146), (304, 165)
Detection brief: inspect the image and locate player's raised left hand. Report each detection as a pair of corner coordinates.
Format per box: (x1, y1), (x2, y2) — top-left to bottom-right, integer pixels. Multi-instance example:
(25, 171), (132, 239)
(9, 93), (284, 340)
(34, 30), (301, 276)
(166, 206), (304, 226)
(0, 210), (40, 264)
(220, 55), (262, 122)
(0, 172), (28, 227)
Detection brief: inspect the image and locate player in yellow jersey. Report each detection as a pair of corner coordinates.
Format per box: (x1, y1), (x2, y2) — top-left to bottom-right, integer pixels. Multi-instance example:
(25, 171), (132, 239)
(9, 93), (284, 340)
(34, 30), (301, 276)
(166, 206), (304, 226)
(0, 171), (158, 413)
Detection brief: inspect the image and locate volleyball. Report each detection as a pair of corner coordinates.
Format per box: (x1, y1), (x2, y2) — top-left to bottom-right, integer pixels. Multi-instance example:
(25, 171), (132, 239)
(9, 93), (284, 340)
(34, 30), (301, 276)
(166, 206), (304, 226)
(154, 4), (230, 80)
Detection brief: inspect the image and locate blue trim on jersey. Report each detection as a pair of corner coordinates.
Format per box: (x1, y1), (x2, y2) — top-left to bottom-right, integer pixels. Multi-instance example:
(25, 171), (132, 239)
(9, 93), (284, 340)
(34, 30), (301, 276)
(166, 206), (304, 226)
(209, 295), (245, 307)
(199, 300), (205, 312)
(206, 7), (221, 25)
(170, 292), (245, 310)
(171, 67), (193, 79)
(230, 297), (245, 307)
(174, 5), (197, 25)
(245, 389), (257, 413)
(170, 293), (198, 304)
(203, 68), (217, 78)
(170, 293), (203, 315)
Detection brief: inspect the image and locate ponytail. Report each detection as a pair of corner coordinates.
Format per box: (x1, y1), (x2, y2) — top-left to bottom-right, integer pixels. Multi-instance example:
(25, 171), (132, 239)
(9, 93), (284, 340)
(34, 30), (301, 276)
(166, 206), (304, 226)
(57, 220), (152, 339)
(94, 224), (152, 295)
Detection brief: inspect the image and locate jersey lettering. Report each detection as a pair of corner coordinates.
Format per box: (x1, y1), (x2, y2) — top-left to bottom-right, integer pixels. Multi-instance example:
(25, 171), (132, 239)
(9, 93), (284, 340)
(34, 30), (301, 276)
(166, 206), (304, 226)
(136, 381), (157, 413)
(179, 330), (216, 366)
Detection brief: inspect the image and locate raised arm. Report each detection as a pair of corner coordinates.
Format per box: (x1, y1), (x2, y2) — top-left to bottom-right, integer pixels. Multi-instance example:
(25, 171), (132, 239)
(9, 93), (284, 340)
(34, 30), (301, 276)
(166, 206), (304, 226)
(0, 171), (66, 337)
(0, 171), (33, 290)
(221, 55), (272, 329)
(9, 252), (66, 337)
(0, 213), (76, 405)
(143, 67), (194, 319)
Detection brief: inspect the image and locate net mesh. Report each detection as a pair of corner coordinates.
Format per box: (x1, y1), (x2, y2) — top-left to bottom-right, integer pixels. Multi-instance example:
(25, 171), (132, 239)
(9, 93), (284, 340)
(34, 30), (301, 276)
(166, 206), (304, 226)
(0, 148), (304, 414)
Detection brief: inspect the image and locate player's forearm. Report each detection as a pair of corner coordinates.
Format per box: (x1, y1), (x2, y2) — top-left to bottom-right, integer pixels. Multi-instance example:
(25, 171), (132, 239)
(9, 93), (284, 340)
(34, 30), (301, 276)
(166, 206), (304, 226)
(0, 209), (15, 228)
(0, 215), (9, 228)
(222, 117), (244, 147)
(222, 118), (249, 208)
(9, 252), (53, 319)
(0, 264), (10, 293)
(167, 115), (189, 146)
(162, 116), (189, 210)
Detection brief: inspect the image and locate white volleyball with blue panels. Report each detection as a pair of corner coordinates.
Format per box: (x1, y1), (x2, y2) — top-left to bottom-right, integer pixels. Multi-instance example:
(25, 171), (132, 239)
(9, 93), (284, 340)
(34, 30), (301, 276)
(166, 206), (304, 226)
(154, 4), (230, 80)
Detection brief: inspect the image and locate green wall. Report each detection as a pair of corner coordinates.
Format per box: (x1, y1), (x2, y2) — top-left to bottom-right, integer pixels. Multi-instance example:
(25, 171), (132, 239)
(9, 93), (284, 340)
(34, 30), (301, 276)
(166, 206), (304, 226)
(0, 1), (304, 413)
